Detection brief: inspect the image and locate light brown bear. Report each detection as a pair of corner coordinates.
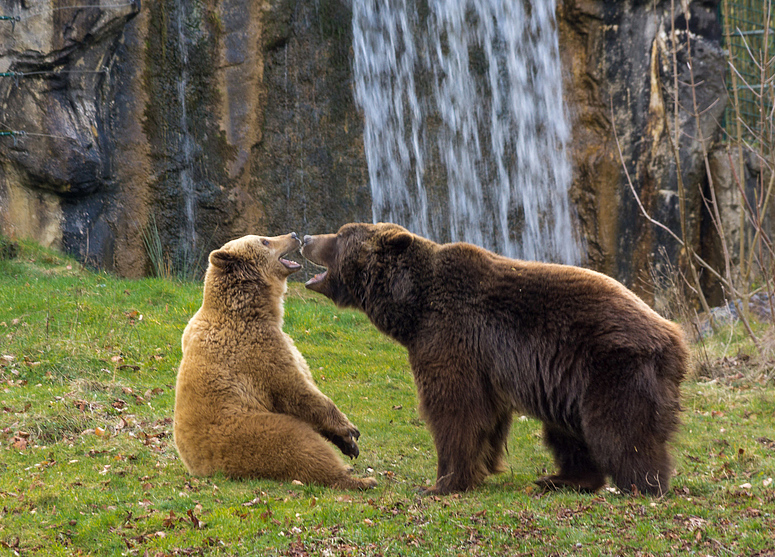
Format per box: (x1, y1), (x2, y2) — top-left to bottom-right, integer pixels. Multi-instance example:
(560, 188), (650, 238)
(173, 233), (377, 490)
(302, 223), (688, 496)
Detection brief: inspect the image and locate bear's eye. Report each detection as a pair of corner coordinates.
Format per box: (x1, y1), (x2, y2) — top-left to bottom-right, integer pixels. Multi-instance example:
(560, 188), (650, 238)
(261, 239), (269, 247)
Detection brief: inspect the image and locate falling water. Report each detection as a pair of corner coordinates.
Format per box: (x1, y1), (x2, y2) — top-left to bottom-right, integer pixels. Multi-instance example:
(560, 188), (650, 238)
(175, 0), (197, 260)
(352, 0), (582, 263)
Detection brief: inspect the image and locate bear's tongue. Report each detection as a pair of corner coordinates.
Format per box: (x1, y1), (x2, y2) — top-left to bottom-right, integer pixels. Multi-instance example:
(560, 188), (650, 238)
(305, 270), (327, 286)
(280, 258), (301, 270)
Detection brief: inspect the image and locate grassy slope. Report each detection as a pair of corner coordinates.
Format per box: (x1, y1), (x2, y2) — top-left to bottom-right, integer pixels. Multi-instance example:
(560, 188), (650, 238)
(0, 242), (774, 556)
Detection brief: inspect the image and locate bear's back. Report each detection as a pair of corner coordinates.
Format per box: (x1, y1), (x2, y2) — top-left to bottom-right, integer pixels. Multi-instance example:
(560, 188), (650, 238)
(413, 243), (687, 400)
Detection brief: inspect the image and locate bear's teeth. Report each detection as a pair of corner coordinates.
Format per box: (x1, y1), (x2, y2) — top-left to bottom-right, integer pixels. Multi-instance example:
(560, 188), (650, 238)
(306, 270), (328, 285)
(280, 258), (301, 270)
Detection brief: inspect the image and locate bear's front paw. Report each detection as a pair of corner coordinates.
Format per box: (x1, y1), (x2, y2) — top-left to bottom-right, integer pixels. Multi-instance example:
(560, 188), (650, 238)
(337, 434), (360, 459)
(322, 429), (360, 459)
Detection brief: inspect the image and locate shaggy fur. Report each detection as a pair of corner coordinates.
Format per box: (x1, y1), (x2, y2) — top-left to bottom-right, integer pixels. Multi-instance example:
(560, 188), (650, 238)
(301, 223), (688, 495)
(173, 233), (376, 490)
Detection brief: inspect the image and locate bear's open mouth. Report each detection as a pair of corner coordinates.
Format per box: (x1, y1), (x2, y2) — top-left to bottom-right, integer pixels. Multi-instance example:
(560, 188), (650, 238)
(305, 269), (328, 286)
(280, 258), (301, 271)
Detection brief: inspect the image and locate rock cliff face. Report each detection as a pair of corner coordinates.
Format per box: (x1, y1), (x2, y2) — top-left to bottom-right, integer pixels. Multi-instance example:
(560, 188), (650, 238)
(1, 0), (369, 277)
(558, 0), (727, 300)
(0, 0), (140, 267)
(0, 0), (731, 293)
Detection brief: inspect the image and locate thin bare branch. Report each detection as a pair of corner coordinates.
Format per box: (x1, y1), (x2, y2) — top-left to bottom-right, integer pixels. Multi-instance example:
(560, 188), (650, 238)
(727, 61), (761, 99)
(610, 111), (685, 246)
(737, 26), (767, 73)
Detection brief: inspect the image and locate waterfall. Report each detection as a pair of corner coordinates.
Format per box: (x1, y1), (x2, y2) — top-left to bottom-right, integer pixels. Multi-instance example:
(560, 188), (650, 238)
(352, 0), (582, 263)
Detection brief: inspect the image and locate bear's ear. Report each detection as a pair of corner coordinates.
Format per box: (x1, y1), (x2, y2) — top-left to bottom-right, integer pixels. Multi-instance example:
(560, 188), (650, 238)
(209, 249), (237, 269)
(380, 230), (413, 252)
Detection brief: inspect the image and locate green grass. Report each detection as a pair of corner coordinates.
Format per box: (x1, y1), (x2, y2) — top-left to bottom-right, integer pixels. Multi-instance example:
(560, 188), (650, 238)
(1, 241), (774, 556)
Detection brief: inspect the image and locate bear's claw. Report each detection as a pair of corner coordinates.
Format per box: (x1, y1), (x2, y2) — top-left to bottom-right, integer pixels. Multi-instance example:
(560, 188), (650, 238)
(322, 430), (360, 459)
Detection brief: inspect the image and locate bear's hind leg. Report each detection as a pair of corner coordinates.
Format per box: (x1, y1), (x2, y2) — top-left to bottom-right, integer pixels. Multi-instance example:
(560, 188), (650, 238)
(592, 434), (673, 496)
(584, 373), (678, 495)
(617, 445), (672, 496)
(584, 396), (675, 495)
(536, 424), (605, 492)
(214, 413), (376, 490)
(583, 355), (680, 496)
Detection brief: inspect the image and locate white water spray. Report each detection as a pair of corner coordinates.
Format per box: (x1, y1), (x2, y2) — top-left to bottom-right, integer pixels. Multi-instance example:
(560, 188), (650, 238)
(353, 0), (582, 263)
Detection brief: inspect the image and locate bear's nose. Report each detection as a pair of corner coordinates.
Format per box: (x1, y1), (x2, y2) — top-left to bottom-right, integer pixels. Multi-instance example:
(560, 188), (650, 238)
(303, 235), (313, 246)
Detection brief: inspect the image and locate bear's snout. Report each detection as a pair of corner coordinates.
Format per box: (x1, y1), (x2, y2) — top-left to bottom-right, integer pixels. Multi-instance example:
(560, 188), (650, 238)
(303, 235), (313, 246)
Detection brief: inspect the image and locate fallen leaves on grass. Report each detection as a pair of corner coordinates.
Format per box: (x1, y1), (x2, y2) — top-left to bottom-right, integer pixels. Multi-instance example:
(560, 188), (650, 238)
(285, 537), (310, 557)
(118, 364), (141, 372)
(281, 533), (383, 557)
(123, 310), (143, 325)
(3, 402), (31, 413)
(10, 431), (29, 450)
(161, 509), (207, 530)
(0, 537), (20, 555)
(113, 507), (222, 555)
(242, 495), (266, 507)
(73, 399), (101, 413)
(758, 437), (775, 451)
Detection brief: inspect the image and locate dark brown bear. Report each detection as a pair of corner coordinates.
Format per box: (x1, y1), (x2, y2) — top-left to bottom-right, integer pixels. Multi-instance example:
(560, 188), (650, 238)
(301, 223), (688, 496)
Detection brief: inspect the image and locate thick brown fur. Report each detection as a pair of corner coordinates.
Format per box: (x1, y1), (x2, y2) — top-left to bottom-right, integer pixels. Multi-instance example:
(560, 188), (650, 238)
(301, 223), (688, 496)
(173, 233), (376, 490)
